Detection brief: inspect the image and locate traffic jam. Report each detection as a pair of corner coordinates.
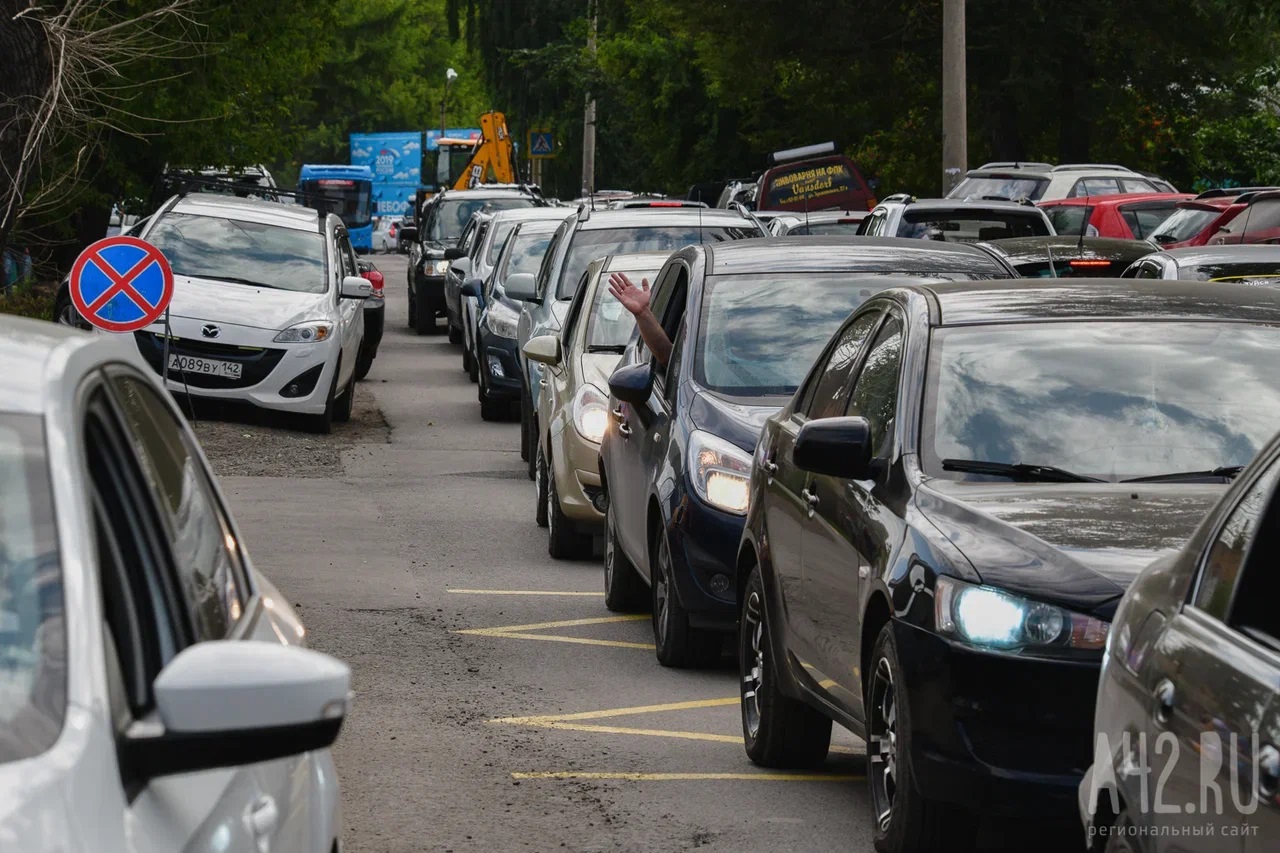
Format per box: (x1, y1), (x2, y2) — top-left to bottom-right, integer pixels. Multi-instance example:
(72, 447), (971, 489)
(6, 117), (1280, 852)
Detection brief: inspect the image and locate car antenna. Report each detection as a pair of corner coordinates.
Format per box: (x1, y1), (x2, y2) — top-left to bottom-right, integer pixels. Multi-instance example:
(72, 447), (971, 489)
(1045, 243), (1058, 278)
(697, 199), (704, 244)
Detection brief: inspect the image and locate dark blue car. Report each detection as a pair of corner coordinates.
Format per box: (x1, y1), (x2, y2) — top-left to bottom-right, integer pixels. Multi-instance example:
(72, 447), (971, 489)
(598, 238), (1017, 667)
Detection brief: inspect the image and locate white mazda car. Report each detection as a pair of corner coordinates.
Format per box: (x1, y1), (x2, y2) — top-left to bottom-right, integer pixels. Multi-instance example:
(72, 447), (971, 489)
(132, 194), (370, 433)
(0, 315), (348, 851)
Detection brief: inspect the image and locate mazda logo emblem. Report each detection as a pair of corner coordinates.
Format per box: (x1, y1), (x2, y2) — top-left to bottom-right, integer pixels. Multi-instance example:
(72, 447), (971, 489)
(201, 324), (220, 339)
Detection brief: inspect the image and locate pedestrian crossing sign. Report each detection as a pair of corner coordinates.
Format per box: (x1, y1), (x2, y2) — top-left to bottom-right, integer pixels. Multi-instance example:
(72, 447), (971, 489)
(529, 129), (556, 159)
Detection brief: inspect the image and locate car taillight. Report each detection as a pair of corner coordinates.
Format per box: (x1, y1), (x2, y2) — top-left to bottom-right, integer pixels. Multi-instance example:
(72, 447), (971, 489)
(1069, 259), (1111, 268)
(647, 201), (684, 207)
(360, 271), (385, 295)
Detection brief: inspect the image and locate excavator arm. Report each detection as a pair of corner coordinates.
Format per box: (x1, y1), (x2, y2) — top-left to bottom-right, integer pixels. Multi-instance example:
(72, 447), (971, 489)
(451, 111), (516, 190)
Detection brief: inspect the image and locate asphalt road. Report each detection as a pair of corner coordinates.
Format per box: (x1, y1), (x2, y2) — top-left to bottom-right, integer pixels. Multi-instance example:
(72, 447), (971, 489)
(216, 253), (874, 852)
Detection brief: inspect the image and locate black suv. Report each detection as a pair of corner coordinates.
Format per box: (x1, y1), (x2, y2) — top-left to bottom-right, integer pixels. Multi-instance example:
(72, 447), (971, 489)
(408, 186), (543, 335)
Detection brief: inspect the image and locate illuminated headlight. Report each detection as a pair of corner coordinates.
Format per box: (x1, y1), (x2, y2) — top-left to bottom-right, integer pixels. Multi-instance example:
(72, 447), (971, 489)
(688, 429), (751, 515)
(274, 321), (333, 343)
(935, 576), (1109, 653)
(431, 259), (451, 275)
(572, 384), (609, 444)
(483, 302), (519, 339)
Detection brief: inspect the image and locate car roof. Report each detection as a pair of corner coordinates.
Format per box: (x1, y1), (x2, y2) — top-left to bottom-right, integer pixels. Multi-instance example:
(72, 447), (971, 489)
(602, 251), (672, 272)
(982, 236), (1156, 261)
(911, 278), (1280, 326)
(1040, 192), (1192, 207)
(701, 236), (1011, 276)
(438, 187), (539, 201)
(575, 208), (756, 231)
(964, 163), (1140, 180)
(893, 198), (1045, 213)
(169, 193), (321, 231)
(1157, 245), (1280, 266)
(487, 206), (572, 225)
(0, 317), (114, 415)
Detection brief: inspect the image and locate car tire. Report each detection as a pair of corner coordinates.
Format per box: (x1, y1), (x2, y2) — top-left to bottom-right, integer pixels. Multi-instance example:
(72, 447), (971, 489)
(467, 342), (479, 383)
(519, 390), (532, 464)
(354, 347), (374, 381)
(546, 453), (590, 559)
(739, 566), (832, 768)
(406, 289), (417, 329)
(479, 393), (507, 422)
(414, 293), (436, 335)
(333, 367), (355, 423)
(448, 323), (462, 345)
(534, 444), (549, 528)
(604, 502), (647, 612)
(462, 345), (473, 376)
(304, 369), (338, 434)
(651, 528), (718, 668)
(868, 622), (976, 853)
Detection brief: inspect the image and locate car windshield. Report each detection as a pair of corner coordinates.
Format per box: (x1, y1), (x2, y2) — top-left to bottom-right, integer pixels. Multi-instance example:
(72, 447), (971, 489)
(788, 221), (864, 235)
(557, 225), (758, 299)
(950, 176), (1049, 202)
(585, 267), (662, 350)
(1044, 206), (1092, 236)
(0, 414), (64, 766)
(146, 213), (327, 293)
(1152, 207), (1221, 243)
(923, 321), (1280, 481)
(897, 210), (1051, 242)
(694, 273), (882, 396)
(432, 197), (535, 242)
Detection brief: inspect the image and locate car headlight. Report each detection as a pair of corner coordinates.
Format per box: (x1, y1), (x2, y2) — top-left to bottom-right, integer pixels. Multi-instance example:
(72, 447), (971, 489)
(483, 302), (519, 339)
(572, 384), (609, 444)
(688, 429), (752, 515)
(274, 321), (333, 343)
(934, 576), (1109, 653)
(431, 259), (451, 275)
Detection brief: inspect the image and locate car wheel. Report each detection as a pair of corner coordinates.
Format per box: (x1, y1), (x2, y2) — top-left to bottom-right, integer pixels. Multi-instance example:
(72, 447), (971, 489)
(304, 369), (338, 434)
(739, 566), (832, 767)
(414, 293), (436, 335)
(868, 622), (975, 853)
(462, 345), (473, 376)
(604, 502), (647, 612)
(54, 290), (83, 328)
(534, 444), (549, 528)
(479, 393), (506, 422)
(333, 366), (355, 423)
(406, 289), (417, 329)
(448, 323), (462, 345)
(467, 342), (479, 383)
(651, 528), (717, 668)
(354, 346), (374, 381)
(546, 453), (590, 559)
(519, 391), (532, 464)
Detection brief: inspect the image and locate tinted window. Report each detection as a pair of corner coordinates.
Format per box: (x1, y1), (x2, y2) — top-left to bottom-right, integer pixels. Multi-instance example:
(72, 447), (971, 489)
(924, 322), (1280, 481)
(432, 197), (535, 242)
(846, 317), (904, 454)
(897, 210), (1050, 242)
(147, 213), (327, 293)
(1194, 462), (1280, 619)
(1044, 206), (1093, 236)
(1179, 261), (1280, 283)
(1124, 204), (1180, 239)
(694, 274), (881, 396)
(557, 226), (757, 299)
(804, 313), (881, 420)
(1071, 178), (1122, 197)
(1151, 207), (1221, 243)
(586, 267), (662, 350)
(0, 415), (64, 765)
(1223, 199), (1280, 244)
(949, 176), (1048, 202)
(111, 376), (246, 639)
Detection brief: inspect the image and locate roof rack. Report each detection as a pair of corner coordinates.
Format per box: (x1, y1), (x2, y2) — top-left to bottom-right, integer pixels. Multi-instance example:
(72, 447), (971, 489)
(880, 193), (914, 204)
(609, 199), (707, 209)
(768, 142), (837, 166)
(1049, 164), (1136, 172)
(976, 161), (1055, 171)
(1194, 186), (1279, 200)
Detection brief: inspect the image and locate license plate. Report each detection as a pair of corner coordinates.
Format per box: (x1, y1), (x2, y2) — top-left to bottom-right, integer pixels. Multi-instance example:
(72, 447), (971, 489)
(167, 354), (242, 379)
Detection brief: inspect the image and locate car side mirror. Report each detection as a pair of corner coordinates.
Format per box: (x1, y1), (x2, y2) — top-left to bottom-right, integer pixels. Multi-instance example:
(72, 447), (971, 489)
(443, 247), (465, 260)
(608, 361), (654, 406)
(340, 275), (372, 299)
(121, 641), (349, 781)
(523, 334), (562, 366)
(504, 272), (539, 303)
(460, 279), (482, 299)
(793, 416), (873, 479)
(398, 225), (418, 243)
(450, 256), (473, 278)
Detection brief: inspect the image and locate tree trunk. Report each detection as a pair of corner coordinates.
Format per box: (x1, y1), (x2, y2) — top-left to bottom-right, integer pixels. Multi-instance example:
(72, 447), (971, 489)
(0, 1), (54, 257)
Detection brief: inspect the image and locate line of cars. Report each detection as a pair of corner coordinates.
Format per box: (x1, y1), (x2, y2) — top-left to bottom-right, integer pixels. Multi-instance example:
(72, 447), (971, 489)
(415, 166), (1280, 852)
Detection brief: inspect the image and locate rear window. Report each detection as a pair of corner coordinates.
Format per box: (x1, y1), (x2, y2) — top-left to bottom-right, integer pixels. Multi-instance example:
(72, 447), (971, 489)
(896, 209), (1051, 242)
(1012, 258), (1123, 278)
(1152, 206), (1222, 244)
(1044, 206), (1093, 236)
(1221, 200), (1280, 244)
(557, 226), (757, 299)
(949, 175), (1049, 202)
(432, 197), (535, 242)
(786, 220), (865, 236)
(757, 156), (870, 212)
(1121, 203), (1181, 239)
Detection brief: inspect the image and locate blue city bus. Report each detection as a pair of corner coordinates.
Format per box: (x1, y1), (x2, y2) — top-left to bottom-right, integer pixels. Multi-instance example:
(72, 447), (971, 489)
(298, 164), (375, 252)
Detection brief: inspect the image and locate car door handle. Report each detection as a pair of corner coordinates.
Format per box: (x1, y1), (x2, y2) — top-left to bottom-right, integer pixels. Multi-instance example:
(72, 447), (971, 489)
(801, 488), (819, 515)
(1153, 678), (1176, 724)
(611, 406), (626, 422)
(617, 420), (632, 437)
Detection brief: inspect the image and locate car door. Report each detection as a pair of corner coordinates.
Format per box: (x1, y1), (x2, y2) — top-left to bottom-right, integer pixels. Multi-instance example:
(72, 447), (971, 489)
(104, 370), (320, 853)
(765, 310), (882, 671)
(804, 312), (905, 718)
(81, 382), (267, 853)
(335, 230), (365, 386)
(1139, 457), (1280, 851)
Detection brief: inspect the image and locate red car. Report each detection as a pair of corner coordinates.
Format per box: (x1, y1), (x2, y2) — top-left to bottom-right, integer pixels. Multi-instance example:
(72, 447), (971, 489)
(1207, 189), (1280, 245)
(1038, 192), (1192, 240)
(1144, 187), (1280, 248)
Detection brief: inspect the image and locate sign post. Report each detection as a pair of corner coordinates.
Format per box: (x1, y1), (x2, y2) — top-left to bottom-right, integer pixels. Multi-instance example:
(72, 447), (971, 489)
(69, 235), (175, 376)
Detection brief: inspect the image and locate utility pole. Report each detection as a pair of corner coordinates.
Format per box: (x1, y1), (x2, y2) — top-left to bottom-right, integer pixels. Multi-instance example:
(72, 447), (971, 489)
(581, 0), (597, 197)
(941, 0), (967, 195)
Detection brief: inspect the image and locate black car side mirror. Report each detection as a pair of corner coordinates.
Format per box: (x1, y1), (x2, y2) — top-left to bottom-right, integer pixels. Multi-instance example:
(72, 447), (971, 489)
(443, 247), (465, 260)
(608, 362), (654, 406)
(793, 417), (873, 479)
(398, 225), (418, 243)
(460, 279), (482, 299)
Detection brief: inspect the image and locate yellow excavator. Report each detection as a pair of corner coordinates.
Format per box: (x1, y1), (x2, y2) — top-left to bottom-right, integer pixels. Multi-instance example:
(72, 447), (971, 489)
(427, 111), (516, 194)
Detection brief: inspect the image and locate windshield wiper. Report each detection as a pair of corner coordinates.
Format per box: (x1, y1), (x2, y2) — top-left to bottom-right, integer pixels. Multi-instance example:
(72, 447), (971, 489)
(586, 344), (626, 353)
(203, 275), (280, 289)
(1122, 466), (1244, 483)
(941, 458), (1105, 483)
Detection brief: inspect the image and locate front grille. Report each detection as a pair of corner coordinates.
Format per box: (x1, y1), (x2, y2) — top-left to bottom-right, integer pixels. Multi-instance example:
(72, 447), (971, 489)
(134, 331), (286, 389)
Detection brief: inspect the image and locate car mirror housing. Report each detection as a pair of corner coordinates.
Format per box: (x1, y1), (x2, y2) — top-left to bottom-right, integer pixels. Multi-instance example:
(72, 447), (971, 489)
(523, 334), (562, 366)
(460, 279), (482, 299)
(793, 416), (874, 479)
(398, 225), (418, 243)
(450, 257), (473, 278)
(608, 361), (655, 406)
(340, 276), (372, 299)
(443, 247), (466, 261)
(122, 641), (350, 781)
(504, 272), (539, 303)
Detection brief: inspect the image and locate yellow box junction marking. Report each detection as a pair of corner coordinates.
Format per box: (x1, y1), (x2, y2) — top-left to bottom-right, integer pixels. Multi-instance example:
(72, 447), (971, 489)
(457, 614), (654, 650)
(492, 697), (861, 755)
(512, 771), (862, 782)
(447, 589), (605, 597)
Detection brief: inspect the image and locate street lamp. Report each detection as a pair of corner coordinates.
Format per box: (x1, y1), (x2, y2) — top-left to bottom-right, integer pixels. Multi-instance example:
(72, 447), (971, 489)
(441, 67), (458, 139)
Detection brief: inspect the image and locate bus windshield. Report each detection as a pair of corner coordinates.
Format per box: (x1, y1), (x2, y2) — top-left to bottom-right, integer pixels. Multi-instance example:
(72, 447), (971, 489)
(299, 178), (373, 229)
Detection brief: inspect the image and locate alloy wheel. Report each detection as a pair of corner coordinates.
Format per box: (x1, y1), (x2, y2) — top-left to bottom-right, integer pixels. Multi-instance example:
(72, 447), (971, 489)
(546, 465), (558, 540)
(604, 508), (616, 590)
(868, 656), (898, 832)
(741, 589), (765, 739)
(653, 538), (672, 647)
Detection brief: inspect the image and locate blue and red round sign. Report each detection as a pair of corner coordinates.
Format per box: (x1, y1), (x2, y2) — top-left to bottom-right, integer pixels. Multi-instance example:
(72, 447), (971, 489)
(69, 236), (174, 333)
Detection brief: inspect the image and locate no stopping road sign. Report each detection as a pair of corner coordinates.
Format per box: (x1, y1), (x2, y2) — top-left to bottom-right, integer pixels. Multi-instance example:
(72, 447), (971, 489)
(69, 236), (174, 333)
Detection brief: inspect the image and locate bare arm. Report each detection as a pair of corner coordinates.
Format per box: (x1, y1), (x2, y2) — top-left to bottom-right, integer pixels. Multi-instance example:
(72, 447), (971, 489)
(607, 273), (672, 368)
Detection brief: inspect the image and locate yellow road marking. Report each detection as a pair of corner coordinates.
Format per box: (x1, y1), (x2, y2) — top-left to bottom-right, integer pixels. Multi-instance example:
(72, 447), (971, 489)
(496, 696), (738, 724)
(447, 589), (606, 596)
(457, 614), (654, 650)
(512, 771), (862, 782)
